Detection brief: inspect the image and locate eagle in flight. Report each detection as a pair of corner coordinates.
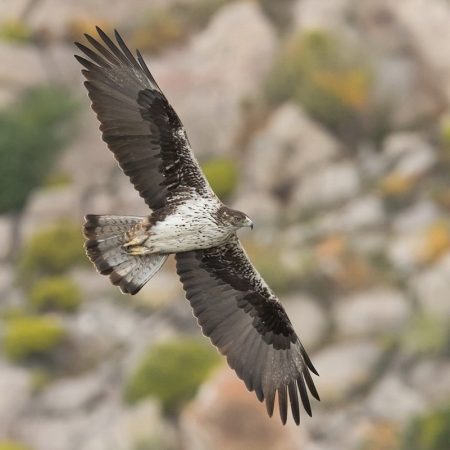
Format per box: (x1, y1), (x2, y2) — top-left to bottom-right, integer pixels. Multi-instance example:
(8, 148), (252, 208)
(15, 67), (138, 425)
(75, 28), (319, 425)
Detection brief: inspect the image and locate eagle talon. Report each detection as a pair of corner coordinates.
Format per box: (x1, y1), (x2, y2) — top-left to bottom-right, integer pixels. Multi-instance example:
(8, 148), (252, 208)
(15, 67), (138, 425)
(123, 245), (151, 256)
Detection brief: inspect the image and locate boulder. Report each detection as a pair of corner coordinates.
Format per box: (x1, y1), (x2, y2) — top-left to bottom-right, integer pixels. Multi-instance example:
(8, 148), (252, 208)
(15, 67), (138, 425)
(312, 340), (383, 402)
(19, 186), (82, 241)
(241, 103), (339, 194)
(367, 374), (426, 422)
(0, 215), (14, 260)
(411, 253), (450, 316)
(334, 288), (411, 337)
(154, 1), (277, 157)
(291, 161), (360, 211)
(0, 363), (32, 435)
(37, 372), (108, 415)
(284, 294), (328, 349)
(180, 367), (304, 450)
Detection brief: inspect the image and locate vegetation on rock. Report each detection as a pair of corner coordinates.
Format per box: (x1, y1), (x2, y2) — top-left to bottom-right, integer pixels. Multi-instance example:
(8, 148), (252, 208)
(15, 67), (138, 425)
(3, 315), (65, 361)
(402, 405), (450, 450)
(0, 442), (32, 450)
(265, 30), (376, 141)
(29, 276), (82, 313)
(0, 86), (78, 213)
(125, 337), (221, 414)
(201, 157), (238, 200)
(19, 221), (87, 279)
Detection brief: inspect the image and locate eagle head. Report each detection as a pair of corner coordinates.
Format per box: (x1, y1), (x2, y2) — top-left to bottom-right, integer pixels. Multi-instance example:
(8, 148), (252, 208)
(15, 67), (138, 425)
(218, 206), (253, 230)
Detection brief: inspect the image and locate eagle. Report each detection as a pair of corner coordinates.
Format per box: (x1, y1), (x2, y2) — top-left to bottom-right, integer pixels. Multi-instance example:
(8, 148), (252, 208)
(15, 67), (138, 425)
(75, 28), (319, 425)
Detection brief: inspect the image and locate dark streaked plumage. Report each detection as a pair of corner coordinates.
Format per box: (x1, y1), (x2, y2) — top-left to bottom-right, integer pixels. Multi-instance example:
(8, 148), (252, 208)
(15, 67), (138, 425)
(75, 27), (319, 425)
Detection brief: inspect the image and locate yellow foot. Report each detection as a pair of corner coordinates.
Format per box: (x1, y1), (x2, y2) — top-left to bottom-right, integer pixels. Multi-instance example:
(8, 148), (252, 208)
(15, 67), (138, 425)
(123, 245), (151, 256)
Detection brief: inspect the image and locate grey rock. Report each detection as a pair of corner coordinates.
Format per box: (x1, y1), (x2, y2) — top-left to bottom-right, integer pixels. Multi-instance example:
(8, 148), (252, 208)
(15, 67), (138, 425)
(407, 359), (450, 405)
(0, 215), (13, 260)
(156, 1), (277, 157)
(0, 264), (15, 296)
(367, 374), (426, 422)
(0, 43), (47, 88)
(337, 196), (385, 231)
(284, 294), (328, 349)
(27, 0), (160, 38)
(0, 362), (32, 435)
(388, 231), (422, 273)
(316, 196), (385, 234)
(373, 55), (440, 127)
(242, 103), (338, 194)
(17, 415), (93, 450)
(231, 191), (281, 227)
(393, 200), (441, 234)
(180, 367), (303, 450)
(334, 288), (411, 337)
(293, 0), (352, 31)
(382, 132), (436, 177)
(133, 267), (184, 309)
(37, 372), (107, 415)
(291, 161), (360, 210)
(20, 186), (82, 241)
(312, 341), (383, 402)
(411, 253), (450, 316)
(390, 0), (450, 104)
(70, 267), (115, 297)
(83, 189), (116, 216)
(58, 115), (116, 192)
(90, 400), (175, 450)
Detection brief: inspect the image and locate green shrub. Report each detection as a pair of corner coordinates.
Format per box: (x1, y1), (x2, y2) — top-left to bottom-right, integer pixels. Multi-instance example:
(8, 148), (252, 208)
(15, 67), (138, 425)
(19, 221), (87, 279)
(265, 30), (373, 139)
(131, 0), (233, 54)
(30, 276), (82, 312)
(131, 8), (186, 54)
(402, 405), (450, 450)
(3, 316), (65, 361)
(0, 441), (31, 450)
(0, 19), (31, 43)
(42, 172), (72, 189)
(125, 337), (221, 414)
(201, 158), (238, 200)
(0, 86), (78, 213)
(400, 314), (449, 356)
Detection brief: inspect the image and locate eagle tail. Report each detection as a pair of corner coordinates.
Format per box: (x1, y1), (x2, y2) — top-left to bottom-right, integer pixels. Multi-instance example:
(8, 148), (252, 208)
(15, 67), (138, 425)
(83, 214), (168, 294)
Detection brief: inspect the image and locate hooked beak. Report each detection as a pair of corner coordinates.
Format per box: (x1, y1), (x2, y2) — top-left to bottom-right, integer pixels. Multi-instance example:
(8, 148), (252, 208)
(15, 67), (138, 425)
(244, 217), (254, 230)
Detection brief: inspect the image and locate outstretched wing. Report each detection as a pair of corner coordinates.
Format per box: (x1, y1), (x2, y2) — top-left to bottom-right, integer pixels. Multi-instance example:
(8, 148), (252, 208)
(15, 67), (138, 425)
(75, 27), (213, 211)
(176, 236), (320, 425)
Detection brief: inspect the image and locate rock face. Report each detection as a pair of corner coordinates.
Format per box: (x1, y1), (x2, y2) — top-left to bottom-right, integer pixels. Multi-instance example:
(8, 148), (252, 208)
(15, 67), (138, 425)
(291, 161), (361, 210)
(156, 1), (277, 157)
(411, 254), (450, 316)
(0, 363), (32, 436)
(313, 341), (383, 402)
(334, 288), (411, 337)
(242, 103), (339, 193)
(284, 294), (328, 349)
(367, 374), (426, 422)
(0, 0), (450, 449)
(180, 367), (304, 450)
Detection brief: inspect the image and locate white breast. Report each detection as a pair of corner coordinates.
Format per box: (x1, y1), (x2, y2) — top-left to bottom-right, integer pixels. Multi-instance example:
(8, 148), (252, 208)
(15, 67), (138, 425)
(146, 196), (230, 253)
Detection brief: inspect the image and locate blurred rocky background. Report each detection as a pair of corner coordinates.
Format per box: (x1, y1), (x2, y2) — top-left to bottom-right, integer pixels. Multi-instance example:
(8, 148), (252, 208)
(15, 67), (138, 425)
(0, 0), (449, 449)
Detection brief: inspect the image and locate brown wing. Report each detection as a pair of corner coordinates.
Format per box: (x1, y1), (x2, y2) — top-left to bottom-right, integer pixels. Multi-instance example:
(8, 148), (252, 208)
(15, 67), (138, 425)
(75, 27), (213, 211)
(176, 236), (320, 425)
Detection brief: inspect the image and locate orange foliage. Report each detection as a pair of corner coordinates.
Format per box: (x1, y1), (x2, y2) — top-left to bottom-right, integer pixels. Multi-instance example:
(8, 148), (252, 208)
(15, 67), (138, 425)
(312, 68), (370, 110)
(418, 221), (450, 264)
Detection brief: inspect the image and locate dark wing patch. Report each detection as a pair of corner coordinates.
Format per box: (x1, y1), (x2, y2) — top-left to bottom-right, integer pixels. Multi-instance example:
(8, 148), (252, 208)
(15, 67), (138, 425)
(176, 236), (319, 425)
(75, 28), (213, 211)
